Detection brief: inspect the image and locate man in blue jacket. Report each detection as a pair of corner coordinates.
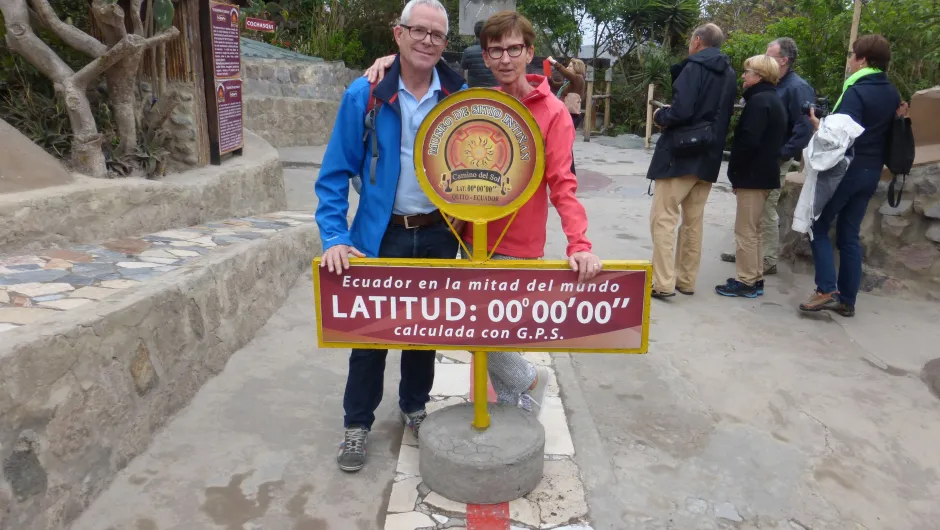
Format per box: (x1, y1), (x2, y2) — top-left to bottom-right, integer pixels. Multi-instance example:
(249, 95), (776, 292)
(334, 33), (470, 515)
(721, 37), (815, 275)
(315, 0), (466, 473)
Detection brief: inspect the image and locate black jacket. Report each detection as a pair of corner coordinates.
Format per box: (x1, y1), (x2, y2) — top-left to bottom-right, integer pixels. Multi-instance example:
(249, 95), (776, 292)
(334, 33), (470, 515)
(647, 47), (738, 183)
(834, 71), (901, 170)
(727, 82), (788, 190)
(460, 43), (498, 88)
(775, 70), (815, 160)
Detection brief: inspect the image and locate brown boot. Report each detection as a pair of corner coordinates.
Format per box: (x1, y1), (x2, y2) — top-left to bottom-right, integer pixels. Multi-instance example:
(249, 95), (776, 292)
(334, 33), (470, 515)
(799, 291), (841, 313)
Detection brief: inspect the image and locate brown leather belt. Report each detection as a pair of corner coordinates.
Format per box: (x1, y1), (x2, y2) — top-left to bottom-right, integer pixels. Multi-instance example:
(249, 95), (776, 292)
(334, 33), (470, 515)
(390, 210), (444, 229)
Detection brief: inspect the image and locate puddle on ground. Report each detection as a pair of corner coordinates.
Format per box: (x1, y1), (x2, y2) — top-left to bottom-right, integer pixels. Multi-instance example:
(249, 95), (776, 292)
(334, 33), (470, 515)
(921, 359), (940, 399)
(201, 472), (283, 530)
(575, 169), (614, 192)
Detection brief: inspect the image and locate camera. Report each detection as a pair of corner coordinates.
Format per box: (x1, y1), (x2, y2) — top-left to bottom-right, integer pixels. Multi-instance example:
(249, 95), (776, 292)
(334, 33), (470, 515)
(801, 96), (830, 118)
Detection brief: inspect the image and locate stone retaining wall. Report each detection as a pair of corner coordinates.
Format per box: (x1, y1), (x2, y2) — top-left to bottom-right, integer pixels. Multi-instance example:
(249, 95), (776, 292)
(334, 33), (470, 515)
(241, 57), (359, 147)
(0, 131), (286, 256)
(0, 224), (319, 530)
(778, 163), (940, 300)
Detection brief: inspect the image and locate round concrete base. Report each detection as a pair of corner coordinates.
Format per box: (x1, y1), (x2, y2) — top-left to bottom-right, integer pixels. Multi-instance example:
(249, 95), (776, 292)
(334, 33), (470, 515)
(419, 403), (545, 504)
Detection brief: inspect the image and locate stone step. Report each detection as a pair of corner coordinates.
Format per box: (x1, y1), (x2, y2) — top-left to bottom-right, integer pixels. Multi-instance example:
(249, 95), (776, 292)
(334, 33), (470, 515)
(244, 96), (341, 148)
(0, 212), (320, 530)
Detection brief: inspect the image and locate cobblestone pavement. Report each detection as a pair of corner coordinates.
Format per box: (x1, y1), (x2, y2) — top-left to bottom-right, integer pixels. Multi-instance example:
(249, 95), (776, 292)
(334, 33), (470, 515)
(0, 212), (314, 332)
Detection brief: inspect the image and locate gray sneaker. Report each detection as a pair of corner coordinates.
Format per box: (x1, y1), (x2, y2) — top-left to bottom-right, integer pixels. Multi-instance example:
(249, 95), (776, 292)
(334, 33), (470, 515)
(764, 262), (778, 275)
(720, 252), (736, 263)
(337, 427), (368, 472)
(400, 409), (427, 440)
(519, 366), (551, 418)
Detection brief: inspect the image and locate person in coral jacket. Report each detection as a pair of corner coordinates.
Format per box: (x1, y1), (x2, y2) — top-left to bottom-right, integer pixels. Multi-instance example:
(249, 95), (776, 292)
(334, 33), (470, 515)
(366, 11), (602, 417)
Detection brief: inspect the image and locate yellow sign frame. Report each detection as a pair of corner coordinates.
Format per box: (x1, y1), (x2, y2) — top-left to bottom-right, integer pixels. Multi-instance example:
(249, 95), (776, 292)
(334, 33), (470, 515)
(413, 88), (546, 223)
(312, 258), (652, 354)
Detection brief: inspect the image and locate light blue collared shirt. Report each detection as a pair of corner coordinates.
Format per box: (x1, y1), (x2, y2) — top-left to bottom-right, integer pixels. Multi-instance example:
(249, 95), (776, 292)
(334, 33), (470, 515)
(394, 69), (442, 215)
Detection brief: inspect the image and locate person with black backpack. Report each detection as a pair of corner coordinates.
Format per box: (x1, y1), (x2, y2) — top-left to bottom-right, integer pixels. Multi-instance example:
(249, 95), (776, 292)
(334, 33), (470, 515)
(799, 34), (911, 317)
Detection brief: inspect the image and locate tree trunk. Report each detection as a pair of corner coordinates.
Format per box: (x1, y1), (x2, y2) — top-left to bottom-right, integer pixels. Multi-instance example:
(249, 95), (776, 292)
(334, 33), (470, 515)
(106, 52), (143, 156)
(61, 79), (107, 177)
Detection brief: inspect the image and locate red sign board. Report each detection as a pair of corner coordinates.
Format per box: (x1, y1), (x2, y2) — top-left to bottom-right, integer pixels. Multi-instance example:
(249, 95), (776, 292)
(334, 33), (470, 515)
(245, 17), (276, 32)
(209, 2), (241, 80)
(313, 261), (650, 353)
(202, 0), (244, 163)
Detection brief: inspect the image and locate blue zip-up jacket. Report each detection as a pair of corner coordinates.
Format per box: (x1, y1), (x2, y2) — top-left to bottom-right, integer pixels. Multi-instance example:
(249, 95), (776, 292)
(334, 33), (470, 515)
(775, 70), (816, 161)
(314, 56), (467, 257)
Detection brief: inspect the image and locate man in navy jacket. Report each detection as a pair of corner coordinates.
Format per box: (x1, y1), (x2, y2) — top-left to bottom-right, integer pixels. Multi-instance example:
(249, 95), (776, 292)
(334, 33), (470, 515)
(721, 37), (815, 274)
(315, 0), (466, 473)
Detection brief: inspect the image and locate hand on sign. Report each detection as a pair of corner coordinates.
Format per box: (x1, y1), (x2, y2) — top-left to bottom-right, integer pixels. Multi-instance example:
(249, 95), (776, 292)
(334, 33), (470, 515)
(322, 244), (365, 275)
(448, 216), (467, 235)
(569, 252), (603, 283)
(364, 55), (397, 84)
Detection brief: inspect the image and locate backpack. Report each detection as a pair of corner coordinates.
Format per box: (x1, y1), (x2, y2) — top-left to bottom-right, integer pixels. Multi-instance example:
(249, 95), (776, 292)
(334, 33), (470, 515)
(884, 112), (916, 208)
(351, 81), (382, 195)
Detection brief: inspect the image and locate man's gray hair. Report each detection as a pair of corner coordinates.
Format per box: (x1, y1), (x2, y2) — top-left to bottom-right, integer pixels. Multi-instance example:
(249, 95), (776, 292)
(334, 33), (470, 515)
(400, 0), (449, 29)
(692, 23), (725, 48)
(771, 37), (798, 66)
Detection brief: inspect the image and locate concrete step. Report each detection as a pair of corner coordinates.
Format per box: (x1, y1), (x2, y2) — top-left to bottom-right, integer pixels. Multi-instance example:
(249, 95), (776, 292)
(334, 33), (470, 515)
(0, 212), (320, 530)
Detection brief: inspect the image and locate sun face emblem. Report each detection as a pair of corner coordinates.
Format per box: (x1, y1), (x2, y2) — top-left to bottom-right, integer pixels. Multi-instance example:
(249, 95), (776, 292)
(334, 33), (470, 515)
(462, 137), (496, 168)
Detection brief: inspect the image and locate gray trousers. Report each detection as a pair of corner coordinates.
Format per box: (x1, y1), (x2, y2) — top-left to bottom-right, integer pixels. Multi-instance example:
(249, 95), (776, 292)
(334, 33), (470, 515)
(461, 248), (537, 404)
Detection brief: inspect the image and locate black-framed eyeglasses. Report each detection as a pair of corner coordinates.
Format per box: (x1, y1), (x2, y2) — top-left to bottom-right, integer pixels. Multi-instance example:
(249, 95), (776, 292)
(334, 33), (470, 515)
(486, 44), (525, 59)
(400, 24), (447, 46)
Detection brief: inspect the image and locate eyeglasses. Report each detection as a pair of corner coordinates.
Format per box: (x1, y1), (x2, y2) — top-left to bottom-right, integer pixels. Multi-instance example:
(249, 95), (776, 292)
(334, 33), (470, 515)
(400, 24), (447, 46)
(486, 44), (526, 59)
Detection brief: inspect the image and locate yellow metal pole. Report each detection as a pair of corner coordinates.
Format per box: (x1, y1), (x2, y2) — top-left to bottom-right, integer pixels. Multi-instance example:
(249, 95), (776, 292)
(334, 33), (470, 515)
(471, 221), (490, 430)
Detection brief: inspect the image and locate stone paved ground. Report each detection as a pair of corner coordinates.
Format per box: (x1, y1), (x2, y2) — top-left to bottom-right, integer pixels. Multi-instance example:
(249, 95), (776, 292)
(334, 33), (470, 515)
(71, 142), (940, 530)
(0, 213), (314, 332)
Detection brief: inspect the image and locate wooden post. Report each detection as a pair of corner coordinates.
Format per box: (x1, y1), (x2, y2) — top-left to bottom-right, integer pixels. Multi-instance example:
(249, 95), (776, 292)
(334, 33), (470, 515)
(603, 68), (612, 133)
(645, 83), (655, 149)
(845, 0), (862, 78)
(583, 66), (594, 142)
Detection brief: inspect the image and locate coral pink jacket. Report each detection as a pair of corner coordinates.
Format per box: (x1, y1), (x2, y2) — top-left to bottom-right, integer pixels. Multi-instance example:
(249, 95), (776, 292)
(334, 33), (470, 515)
(464, 74), (592, 258)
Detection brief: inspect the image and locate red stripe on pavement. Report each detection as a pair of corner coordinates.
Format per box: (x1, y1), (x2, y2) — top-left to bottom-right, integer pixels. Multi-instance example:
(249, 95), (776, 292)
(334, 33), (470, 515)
(466, 503), (510, 530)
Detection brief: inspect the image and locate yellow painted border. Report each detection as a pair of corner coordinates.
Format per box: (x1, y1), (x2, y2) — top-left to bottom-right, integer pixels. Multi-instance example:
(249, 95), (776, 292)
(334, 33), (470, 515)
(413, 88), (546, 223)
(312, 258), (652, 354)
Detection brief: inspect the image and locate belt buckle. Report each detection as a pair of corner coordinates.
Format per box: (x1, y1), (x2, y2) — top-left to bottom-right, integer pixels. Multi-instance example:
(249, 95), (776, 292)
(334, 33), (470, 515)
(403, 214), (417, 229)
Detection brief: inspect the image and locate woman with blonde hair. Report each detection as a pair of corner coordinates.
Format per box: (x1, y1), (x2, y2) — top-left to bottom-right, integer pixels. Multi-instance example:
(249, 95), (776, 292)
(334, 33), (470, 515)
(716, 54), (787, 298)
(548, 57), (586, 129)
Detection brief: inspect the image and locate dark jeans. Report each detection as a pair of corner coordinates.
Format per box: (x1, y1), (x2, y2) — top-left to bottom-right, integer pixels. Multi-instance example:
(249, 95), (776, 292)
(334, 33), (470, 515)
(809, 164), (881, 307)
(343, 220), (459, 429)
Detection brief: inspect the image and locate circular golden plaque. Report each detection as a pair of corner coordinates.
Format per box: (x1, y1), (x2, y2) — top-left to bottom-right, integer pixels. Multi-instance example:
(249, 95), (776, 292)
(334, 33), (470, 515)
(414, 88), (545, 222)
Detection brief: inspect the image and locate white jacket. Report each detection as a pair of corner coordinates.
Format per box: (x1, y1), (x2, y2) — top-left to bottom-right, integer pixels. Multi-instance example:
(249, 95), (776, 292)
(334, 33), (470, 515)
(791, 114), (866, 238)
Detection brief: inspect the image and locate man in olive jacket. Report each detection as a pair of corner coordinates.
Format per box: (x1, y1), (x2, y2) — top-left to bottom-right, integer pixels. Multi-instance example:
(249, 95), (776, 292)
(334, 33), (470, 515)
(647, 23), (737, 297)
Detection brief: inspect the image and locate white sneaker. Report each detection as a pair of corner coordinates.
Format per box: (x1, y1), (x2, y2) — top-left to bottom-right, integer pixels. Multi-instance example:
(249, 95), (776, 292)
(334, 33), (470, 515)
(518, 366), (551, 418)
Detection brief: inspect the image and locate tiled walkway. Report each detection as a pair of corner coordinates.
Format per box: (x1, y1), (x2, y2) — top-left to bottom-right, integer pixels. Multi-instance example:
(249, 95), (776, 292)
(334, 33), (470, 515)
(0, 212), (315, 332)
(386, 351), (593, 530)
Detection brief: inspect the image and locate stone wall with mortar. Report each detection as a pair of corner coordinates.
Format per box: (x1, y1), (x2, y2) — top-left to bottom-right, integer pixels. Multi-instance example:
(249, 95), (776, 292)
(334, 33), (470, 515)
(778, 163), (940, 300)
(139, 81), (202, 170)
(241, 57), (359, 147)
(0, 131), (286, 256)
(0, 225), (320, 530)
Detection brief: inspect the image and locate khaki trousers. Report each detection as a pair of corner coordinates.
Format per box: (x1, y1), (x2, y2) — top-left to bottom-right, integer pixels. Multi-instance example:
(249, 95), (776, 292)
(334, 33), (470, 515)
(735, 189), (770, 286)
(760, 159), (794, 266)
(650, 175), (712, 293)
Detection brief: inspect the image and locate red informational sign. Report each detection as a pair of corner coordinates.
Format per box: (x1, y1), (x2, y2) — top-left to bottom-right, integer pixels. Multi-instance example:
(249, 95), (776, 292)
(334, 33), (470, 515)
(209, 1), (241, 79)
(313, 262), (650, 353)
(216, 80), (243, 153)
(245, 17), (276, 32)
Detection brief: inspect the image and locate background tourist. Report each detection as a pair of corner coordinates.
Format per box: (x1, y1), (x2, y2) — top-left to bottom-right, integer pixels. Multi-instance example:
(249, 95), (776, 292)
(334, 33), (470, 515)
(720, 37), (816, 275)
(716, 55), (787, 298)
(799, 35), (903, 317)
(646, 23), (737, 299)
